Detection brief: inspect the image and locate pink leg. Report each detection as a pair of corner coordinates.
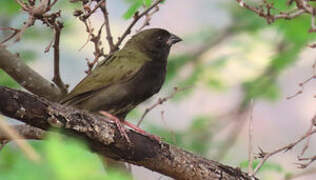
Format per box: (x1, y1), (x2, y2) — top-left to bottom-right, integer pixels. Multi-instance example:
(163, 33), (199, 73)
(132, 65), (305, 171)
(123, 121), (161, 142)
(99, 111), (131, 143)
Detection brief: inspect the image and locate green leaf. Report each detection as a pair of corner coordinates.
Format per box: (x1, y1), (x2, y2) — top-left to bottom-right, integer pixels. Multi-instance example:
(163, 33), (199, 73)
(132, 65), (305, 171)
(44, 133), (132, 180)
(147, 124), (180, 144)
(123, 1), (143, 19)
(190, 116), (210, 132)
(165, 55), (191, 84)
(0, 1), (20, 15)
(143, 0), (152, 7)
(0, 70), (19, 88)
(0, 133), (132, 180)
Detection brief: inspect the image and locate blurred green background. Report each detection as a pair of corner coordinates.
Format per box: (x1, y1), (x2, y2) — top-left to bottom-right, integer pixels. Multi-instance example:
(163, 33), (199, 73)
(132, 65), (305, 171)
(1, 0), (316, 179)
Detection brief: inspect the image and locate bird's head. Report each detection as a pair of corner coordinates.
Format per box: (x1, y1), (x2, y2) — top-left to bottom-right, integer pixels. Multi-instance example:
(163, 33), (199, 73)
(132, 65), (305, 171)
(124, 28), (182, 61)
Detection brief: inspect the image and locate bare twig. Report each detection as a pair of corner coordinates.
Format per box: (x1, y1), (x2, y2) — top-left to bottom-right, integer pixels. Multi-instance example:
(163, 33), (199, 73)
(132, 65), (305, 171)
(137, 5), (160, 33)
(0, 27), (20, 45)
(79, 17), (105, 73)
(235, 0), (311, 25)
(309, 8), (316, 32)
(113, 0), (163, 51)
(0, 116), (40, 162)
(82, 0), (104, 19)
(44, 38), (54, 53)
(9, 0), (58, 42)
(78, 5), (106, 73)
(248, 100), (255, 176)
(137, 87), (186, 127)
(296, 155), (316, 168)
(253, 114), (316, 175)
(79, 18), (94, 51)
(160, 111), (177, 144)
(52, 21), (68, 94)
(298, 115), (316, 158)
(75, 0), (162, 70)
(99, 0), (115, 53)
(287, 59), (316, 99)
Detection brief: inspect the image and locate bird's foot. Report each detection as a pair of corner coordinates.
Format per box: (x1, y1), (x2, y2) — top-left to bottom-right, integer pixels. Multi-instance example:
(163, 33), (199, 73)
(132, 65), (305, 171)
(99, 111), (131, 143)
(123, 121), (161, 142)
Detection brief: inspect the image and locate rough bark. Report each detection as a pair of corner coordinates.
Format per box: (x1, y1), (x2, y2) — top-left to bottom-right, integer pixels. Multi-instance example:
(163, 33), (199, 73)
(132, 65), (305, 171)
(0, 86), (257, 180)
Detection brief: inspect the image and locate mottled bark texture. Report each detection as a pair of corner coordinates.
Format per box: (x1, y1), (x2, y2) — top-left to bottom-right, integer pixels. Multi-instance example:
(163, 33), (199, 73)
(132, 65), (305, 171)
(0, 86), (257, 180)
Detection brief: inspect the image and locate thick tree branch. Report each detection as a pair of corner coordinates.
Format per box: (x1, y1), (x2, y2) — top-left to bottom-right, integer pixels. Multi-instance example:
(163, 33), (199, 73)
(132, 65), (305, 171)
(0, 86), (257, 180)
(0, 47), (63, 101)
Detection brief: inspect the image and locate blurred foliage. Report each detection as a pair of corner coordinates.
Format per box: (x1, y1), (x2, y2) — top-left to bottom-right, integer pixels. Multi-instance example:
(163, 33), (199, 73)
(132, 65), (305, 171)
(0, 71), (19, 89)
(0, 1), (19, 15)
(0, 133), (131, 180)
(240, 160), (284, 173)
(148, 115), (214, 155)
(164, 1), (316, 108)
(0, 0), (315, 179)
(241, 12), (316, 107)
(123, 0), (153, 19)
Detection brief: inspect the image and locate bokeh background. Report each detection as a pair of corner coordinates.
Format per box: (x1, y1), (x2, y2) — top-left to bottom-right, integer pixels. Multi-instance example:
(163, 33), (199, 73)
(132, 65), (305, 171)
(1, 0), (316, 179)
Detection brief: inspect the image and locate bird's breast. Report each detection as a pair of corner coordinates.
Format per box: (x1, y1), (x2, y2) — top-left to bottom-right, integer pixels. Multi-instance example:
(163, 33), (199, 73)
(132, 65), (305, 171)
(128, 60), (167, 103)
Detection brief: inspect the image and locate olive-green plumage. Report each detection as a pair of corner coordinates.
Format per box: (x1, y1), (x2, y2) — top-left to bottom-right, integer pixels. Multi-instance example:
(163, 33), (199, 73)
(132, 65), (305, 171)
(60, 28), (181, 119)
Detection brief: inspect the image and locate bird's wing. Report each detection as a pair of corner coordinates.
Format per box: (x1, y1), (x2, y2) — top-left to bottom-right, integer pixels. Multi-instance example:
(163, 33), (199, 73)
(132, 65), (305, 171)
(60, 49), (149, 105)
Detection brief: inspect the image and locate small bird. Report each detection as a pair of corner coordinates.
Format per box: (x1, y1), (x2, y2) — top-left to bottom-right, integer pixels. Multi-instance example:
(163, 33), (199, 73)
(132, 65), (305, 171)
(60, 28), (181, 141)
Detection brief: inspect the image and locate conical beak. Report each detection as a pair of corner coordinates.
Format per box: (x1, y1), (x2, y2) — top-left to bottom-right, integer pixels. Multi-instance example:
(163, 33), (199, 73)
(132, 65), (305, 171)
(166, 34), (182, 46)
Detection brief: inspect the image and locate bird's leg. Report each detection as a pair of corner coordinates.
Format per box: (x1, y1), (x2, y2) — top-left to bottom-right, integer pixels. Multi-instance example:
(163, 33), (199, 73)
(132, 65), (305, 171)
(123, 121), (161, 142)
(99, 111), (131, 143)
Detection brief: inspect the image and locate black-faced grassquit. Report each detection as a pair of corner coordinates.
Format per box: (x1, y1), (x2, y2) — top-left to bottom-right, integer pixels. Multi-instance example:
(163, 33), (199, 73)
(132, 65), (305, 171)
(60, 28), (181, 141)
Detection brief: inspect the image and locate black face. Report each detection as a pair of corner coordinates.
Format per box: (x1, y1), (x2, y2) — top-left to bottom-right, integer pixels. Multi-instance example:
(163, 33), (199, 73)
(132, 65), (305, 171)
(126, 28), (182, 61)
(148, 29), (173, 49)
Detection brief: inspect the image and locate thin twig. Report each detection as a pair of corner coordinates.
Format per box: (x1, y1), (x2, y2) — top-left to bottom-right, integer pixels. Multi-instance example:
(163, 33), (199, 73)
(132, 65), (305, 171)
(136, 5), (160, 33)
(160, 111), (177, 144)
(52, 21), (68, 94)
(79, 16), (105, 73)
(113, 0), (163, 51)
(309, 8), (316, 32)
(12, 0), (55, 42)
(287, 59), (316, 99)
(0, 116), (40, 162)
(137, 87), (186, 127)
(78, 18), (94, 51)
(296, 155), (316, 168)
(0, 27), (20, 45)
(253, 115), (316, 175)
(298, 115), (316, 158)
(82, 0), (104, 19)
(99, 0), (115, 53)
(248, 100), (255, 176)
(15, 16), (36, 42)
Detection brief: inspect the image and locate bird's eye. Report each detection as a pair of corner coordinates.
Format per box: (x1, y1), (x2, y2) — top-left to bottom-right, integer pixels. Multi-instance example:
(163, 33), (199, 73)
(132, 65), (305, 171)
(157, 36), (163, 41)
